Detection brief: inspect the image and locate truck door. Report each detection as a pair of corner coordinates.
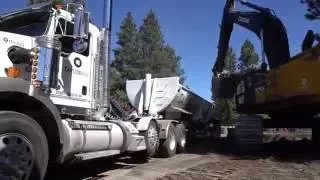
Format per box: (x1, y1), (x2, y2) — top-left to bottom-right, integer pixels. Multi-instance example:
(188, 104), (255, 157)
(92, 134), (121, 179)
(50, 18), (93, 109)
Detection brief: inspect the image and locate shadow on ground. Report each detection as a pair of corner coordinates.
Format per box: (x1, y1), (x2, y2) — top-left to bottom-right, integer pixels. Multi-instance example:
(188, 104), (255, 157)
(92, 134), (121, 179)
(44, 155), (149, 180)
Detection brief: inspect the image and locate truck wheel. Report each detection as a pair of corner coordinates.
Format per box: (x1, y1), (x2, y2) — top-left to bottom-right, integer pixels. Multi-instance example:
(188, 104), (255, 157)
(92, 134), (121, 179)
(0, 111), (49, 180)
(145, 120), (159, 157)
(134, 120), (159, 159)
(175, 124), (186, 153)
(159, 123), (177, 158)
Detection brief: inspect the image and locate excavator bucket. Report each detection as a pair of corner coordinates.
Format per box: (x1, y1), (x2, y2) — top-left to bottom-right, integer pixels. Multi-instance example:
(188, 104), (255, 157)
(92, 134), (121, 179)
(212, 73), (242, 99)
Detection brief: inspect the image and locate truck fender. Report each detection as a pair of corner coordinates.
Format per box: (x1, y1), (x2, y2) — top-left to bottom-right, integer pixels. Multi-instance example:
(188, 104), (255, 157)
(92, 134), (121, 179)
(0, 78), (65, 145)
(136, 116), (156, 131)
(156, 119), (179, 139)
(110, 120), (132, 153)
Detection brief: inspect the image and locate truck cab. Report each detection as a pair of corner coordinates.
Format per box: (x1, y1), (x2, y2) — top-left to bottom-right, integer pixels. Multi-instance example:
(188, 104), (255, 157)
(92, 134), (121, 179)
(0, 3), (101, 112)
(0, 3), (159, 180)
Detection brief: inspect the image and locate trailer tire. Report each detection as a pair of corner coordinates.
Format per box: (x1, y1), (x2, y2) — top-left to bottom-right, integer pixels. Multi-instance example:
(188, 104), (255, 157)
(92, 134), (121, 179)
(0, 111), (49, 180)
(175, 124), (186, 153)
(159, 123), (177, 158)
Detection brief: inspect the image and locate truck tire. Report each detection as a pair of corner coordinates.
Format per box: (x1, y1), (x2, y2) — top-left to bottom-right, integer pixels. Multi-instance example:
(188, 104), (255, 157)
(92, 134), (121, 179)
(0, 111), (49, 180)
(134, 120), (159, 159)
(175, 124), (186, 153)
(144, 120), (159, 157)
(235, 114), (263, 153)
(159, 123), (177, 158)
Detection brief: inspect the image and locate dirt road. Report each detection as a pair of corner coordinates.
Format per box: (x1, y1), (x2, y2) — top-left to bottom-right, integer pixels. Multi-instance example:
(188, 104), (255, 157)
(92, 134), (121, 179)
(159, 156), (320, 180)
(45, 137), (320, 180)
(45, 153), (220, 180)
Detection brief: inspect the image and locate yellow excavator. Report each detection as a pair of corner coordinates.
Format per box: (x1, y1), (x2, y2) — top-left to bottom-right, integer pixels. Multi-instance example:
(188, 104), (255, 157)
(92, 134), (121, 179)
(212, 0), (320, 151)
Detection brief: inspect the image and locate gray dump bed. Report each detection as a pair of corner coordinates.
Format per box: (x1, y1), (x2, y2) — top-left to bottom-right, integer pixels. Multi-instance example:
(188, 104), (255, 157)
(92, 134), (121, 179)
(126, 74), (213, 122)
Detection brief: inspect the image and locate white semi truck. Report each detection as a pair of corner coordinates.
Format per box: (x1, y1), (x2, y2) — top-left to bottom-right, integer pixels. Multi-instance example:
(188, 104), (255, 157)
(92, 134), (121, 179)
(0, 1), (219, 180)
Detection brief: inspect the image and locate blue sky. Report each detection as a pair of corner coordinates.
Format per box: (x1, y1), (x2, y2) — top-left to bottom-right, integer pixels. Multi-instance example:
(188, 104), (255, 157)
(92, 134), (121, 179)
(2, 0), (320, 102)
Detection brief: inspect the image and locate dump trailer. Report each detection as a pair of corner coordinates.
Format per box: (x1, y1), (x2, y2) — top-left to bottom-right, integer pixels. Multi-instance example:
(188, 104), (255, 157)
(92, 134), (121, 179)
(212, 0), (320, 152)
(126, 74), (220, 157)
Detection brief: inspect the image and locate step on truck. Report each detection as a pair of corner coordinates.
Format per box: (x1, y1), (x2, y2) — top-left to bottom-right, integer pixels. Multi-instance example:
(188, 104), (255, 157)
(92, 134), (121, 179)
(0, 1), (219, 180)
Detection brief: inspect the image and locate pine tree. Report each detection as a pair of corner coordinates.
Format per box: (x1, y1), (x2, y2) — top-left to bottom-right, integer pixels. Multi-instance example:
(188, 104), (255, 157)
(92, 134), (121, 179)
(138, 10), (186, 83)
(238, 39), (260, 71)
(139, 10), (164, 59)
(110, 12), (140, 102)
(212, 47), (238, 126)
(214, 98), (237, 126)
(111, 10), (186, 103)
(225, 47), (237, 72)
(301, 0), (320, 20)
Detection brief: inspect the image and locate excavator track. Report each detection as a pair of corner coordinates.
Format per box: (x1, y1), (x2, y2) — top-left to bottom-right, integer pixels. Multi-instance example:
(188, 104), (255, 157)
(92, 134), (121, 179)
(235, 114), (263, 152)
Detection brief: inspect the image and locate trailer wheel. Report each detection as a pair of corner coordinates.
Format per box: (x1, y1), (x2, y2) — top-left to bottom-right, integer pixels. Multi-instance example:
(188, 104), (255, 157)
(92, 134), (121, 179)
(0, 111), (49, 180)
(175, 124), (186, 153)
(159, 123), (177, 158)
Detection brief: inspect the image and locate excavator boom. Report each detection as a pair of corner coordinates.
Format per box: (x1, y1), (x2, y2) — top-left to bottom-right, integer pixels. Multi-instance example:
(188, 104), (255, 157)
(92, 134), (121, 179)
(213, 0), (291, 76)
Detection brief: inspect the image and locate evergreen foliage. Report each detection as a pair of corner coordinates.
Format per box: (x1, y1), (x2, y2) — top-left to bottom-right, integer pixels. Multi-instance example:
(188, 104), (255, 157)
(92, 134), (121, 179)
(111, 10), (186, 102)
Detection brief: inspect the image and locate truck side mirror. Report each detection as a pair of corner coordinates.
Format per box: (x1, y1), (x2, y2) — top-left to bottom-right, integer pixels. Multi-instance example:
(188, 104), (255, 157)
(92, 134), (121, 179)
(73, 6), (89, 39)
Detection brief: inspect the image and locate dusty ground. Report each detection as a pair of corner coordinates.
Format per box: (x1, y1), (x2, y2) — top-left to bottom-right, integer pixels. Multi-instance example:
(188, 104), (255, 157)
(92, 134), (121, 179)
(158, 157), (320, 180)
(45, 131), (320, 180)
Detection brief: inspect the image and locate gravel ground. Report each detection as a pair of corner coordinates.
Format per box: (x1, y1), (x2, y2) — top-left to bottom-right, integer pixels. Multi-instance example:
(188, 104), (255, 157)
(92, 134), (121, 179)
(159, 131), (320, 180)
(45, 132), (320, 180)
(158, 158), (320, 180)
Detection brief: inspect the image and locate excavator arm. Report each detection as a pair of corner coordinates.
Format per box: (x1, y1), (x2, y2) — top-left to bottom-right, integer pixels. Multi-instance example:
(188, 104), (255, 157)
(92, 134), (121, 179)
(213, 0), (291, 76)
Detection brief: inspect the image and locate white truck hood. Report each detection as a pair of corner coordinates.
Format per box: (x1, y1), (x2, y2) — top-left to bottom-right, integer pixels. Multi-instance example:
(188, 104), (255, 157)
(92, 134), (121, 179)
(0, 31), (35, 77)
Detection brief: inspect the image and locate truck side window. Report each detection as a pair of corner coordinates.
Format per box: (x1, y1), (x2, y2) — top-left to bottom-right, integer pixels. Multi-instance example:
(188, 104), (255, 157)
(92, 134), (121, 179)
(55, 18), (90, 57)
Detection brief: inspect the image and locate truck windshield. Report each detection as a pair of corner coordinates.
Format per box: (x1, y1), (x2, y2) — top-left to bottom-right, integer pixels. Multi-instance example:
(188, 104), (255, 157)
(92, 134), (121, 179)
(0, 9), (50, 37)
